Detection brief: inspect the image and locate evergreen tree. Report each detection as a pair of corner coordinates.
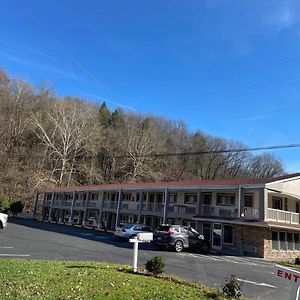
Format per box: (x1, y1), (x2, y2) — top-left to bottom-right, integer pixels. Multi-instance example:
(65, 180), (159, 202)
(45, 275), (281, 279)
(98, 102), (111, 127)
(110, 108), (124, 128)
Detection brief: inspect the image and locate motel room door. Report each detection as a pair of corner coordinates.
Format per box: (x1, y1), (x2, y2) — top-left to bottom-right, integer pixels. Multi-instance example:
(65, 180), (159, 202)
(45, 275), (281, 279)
(212, 223), (222, 250)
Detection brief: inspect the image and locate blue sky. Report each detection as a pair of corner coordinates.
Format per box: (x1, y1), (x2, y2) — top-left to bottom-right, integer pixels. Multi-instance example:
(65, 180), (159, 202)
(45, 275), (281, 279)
(1, 0), (300, 172)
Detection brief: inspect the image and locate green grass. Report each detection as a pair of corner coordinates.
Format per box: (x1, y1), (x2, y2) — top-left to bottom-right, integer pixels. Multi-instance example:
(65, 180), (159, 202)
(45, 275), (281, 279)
(276, 260), (300, 270)
(0, 259), (235, 300)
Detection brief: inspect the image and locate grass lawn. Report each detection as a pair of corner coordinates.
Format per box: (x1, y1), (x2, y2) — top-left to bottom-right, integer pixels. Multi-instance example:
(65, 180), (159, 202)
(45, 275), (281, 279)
(277, 260), (300, 270)
(0, 259), (236, 300)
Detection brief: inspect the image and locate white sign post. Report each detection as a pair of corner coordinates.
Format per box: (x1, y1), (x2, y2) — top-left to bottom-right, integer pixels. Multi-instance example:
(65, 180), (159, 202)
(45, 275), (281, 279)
(129, 232), (153, 273)
(275, 265), (300, 300)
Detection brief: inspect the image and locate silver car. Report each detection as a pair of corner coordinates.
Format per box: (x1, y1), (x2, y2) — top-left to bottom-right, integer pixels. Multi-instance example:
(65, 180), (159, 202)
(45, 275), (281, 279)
(114, 223), (152, 240)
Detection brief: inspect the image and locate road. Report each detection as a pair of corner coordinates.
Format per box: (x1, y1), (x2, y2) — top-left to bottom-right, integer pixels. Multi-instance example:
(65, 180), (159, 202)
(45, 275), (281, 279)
(0, 219), (294, 299)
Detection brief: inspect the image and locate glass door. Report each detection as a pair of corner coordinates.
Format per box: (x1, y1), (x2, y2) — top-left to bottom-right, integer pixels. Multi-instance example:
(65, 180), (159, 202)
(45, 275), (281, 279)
(212, 223), (222, 250)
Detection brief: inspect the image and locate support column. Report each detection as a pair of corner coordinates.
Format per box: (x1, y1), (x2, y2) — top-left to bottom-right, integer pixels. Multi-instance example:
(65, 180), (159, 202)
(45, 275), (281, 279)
(48, 192), (55, 222)
(58, 192), (65, 223)
(258, 188), (266, 221)
(163, 188), (169, 224)
(238, 187), (242, 218)
(69, 190), (77, 225)
(137, 190), (143, 224)
(41, 193), (47, 221)
(239, 187), (245, 218)
(196, 189), (202, 216)
(82, 191), (89, 226)
(32, 192), (39, 216)
(97, 192), (105, 228)
(115, 189), (122, 229)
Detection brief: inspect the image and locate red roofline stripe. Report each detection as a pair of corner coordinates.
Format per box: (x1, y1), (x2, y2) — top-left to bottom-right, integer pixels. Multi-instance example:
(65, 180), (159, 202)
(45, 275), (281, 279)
(45, 173), (300, 192)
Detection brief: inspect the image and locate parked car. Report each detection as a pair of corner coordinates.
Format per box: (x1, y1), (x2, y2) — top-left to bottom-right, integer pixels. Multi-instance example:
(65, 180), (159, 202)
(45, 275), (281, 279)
(0, 213), (8, 230)
(114, 223), (152, 240)
(153, 224), (210, 253)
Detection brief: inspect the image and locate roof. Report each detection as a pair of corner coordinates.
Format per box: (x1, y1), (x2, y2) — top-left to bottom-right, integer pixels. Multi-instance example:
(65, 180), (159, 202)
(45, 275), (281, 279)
(46, 172), (300, 192)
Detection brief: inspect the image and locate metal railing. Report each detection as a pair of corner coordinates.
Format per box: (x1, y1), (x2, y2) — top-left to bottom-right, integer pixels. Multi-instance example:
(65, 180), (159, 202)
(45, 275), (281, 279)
(199, 205), (238, 218)
(242, 207), (260, 219)
(267, 208), (299, 224)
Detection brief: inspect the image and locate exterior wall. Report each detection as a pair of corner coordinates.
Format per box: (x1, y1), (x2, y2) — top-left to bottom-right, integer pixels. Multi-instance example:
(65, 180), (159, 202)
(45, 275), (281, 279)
(235, 225), (266, 258)
(267, 178), (300, 196)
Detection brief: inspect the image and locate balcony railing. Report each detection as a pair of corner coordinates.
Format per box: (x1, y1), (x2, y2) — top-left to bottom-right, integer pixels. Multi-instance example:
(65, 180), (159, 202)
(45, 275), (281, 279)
(199, 205), (238, 219)
(242, 207), (259, 219)
(144, 203), (163, 212)
(267, 208), (299, 224)
(168, 205), (196, 215)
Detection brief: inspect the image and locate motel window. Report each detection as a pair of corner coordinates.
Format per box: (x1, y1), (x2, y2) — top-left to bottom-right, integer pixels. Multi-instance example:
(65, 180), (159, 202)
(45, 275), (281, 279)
(203, 193), (212, 205)
(202, 223), (211, 242)
(123, 193), (131, 201)
(244, 194), (253, 208)
(272, 197), (282, 210)
(287, 232), (294, 250)
(184, 193), (197, 204)
(157, 193), (163, 203)
(223, 225), (234, 245)
(294, 233), (300, 250)
(149, 193), (155, 202)
(272, 231), (300, 251)
(182, 220), (196, 228)
(169, 193), (177, 203)
(296, 202), (299, 214)
(279, 232), (287, 250)
(216, 194), (235, 206)
(46, 194), (52, 201)
(272, 231), (279, 250)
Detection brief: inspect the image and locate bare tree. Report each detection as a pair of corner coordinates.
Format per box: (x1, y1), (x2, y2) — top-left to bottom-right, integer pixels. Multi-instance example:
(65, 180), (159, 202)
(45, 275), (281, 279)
(32, 98), (100, 186)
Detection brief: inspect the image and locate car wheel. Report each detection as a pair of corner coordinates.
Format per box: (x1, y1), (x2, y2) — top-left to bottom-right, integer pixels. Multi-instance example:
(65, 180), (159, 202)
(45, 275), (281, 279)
(174, 240), (184, 252)
(200, 242), (209, 254)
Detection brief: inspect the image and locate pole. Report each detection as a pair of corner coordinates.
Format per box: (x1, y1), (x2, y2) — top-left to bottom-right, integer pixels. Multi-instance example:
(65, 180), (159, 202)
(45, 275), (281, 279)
(133, 238), (139, 272)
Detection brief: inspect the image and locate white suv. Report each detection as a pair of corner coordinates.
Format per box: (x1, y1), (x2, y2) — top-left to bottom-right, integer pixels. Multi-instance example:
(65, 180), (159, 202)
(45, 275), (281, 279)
(0, 213), (8, 229)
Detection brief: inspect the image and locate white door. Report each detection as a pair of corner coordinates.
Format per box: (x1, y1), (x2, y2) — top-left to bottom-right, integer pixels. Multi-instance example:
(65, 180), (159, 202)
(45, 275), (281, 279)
(212, 223), (222, 250)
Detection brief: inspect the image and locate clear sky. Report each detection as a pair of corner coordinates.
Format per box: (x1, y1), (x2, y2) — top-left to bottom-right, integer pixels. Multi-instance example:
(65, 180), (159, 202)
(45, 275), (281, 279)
(1, 0), (300, 172)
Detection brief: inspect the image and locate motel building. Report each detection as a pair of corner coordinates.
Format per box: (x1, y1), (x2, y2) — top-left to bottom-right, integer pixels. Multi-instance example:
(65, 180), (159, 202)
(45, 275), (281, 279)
(33, 173), (300, 259)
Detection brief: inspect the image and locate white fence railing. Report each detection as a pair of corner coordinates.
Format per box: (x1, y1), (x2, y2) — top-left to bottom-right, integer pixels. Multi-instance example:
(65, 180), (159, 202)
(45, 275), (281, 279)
(267, 208), (299, 224)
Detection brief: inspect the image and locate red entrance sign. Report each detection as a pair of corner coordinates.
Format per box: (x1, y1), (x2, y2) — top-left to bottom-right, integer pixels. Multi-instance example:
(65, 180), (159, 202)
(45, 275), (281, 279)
(277, 269), (300, 284)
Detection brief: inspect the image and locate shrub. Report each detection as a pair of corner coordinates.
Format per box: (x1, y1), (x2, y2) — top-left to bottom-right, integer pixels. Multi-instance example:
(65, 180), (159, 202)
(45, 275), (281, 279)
(0, 195), (10, 213)
(9, 200), (24, 216)
(222, 274), (242, 298)
(295, 257), (300, 265)
(145, 256), (164, 275)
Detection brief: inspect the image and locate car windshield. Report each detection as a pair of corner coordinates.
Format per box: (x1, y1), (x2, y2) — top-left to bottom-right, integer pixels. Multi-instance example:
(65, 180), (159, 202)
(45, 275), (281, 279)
(123, 224), (135, 229)
(190, 228), (199, 235)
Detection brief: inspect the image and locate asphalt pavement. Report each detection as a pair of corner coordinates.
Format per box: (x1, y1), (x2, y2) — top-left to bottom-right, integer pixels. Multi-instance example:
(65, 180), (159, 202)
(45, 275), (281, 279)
(0, 218), (295, 300)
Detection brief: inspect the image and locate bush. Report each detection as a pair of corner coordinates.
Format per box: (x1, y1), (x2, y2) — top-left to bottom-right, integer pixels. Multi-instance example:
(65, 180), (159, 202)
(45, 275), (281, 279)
(145, 256), (164, 275)
(295, 257), (300, 265)
(222, 274), (242, 298)
(0, 195), (10, 213)
(9, 200), (24, 216)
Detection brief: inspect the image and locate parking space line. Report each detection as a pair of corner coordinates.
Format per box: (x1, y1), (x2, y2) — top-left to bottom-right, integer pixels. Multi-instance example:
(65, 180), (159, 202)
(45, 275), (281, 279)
(0, 247), (14, 249)
(0, 254), (30, 257)
(237, 278), (277, 289)
(221, 257), (257, 265)
(198, 254), (220, 261)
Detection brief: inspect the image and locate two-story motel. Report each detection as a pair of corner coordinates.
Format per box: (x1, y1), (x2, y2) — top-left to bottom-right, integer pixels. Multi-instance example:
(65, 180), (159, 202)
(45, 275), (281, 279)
(33, 173), (300, 259)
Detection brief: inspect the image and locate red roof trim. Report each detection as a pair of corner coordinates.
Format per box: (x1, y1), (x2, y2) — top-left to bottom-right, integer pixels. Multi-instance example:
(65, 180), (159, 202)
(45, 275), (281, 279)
(46, 173), (300, 192)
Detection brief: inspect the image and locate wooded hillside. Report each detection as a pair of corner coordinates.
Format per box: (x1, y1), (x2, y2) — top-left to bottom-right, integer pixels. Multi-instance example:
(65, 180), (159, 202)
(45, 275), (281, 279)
(0, 69), (284, 207)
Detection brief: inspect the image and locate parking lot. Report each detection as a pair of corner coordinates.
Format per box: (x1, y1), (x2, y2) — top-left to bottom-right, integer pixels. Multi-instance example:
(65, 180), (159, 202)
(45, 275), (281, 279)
(0, 219), (294, 300)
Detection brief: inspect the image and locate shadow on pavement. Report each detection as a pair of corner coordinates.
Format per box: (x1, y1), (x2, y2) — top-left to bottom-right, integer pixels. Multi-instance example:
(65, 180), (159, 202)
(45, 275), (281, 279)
(8, 218), (158, 251)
